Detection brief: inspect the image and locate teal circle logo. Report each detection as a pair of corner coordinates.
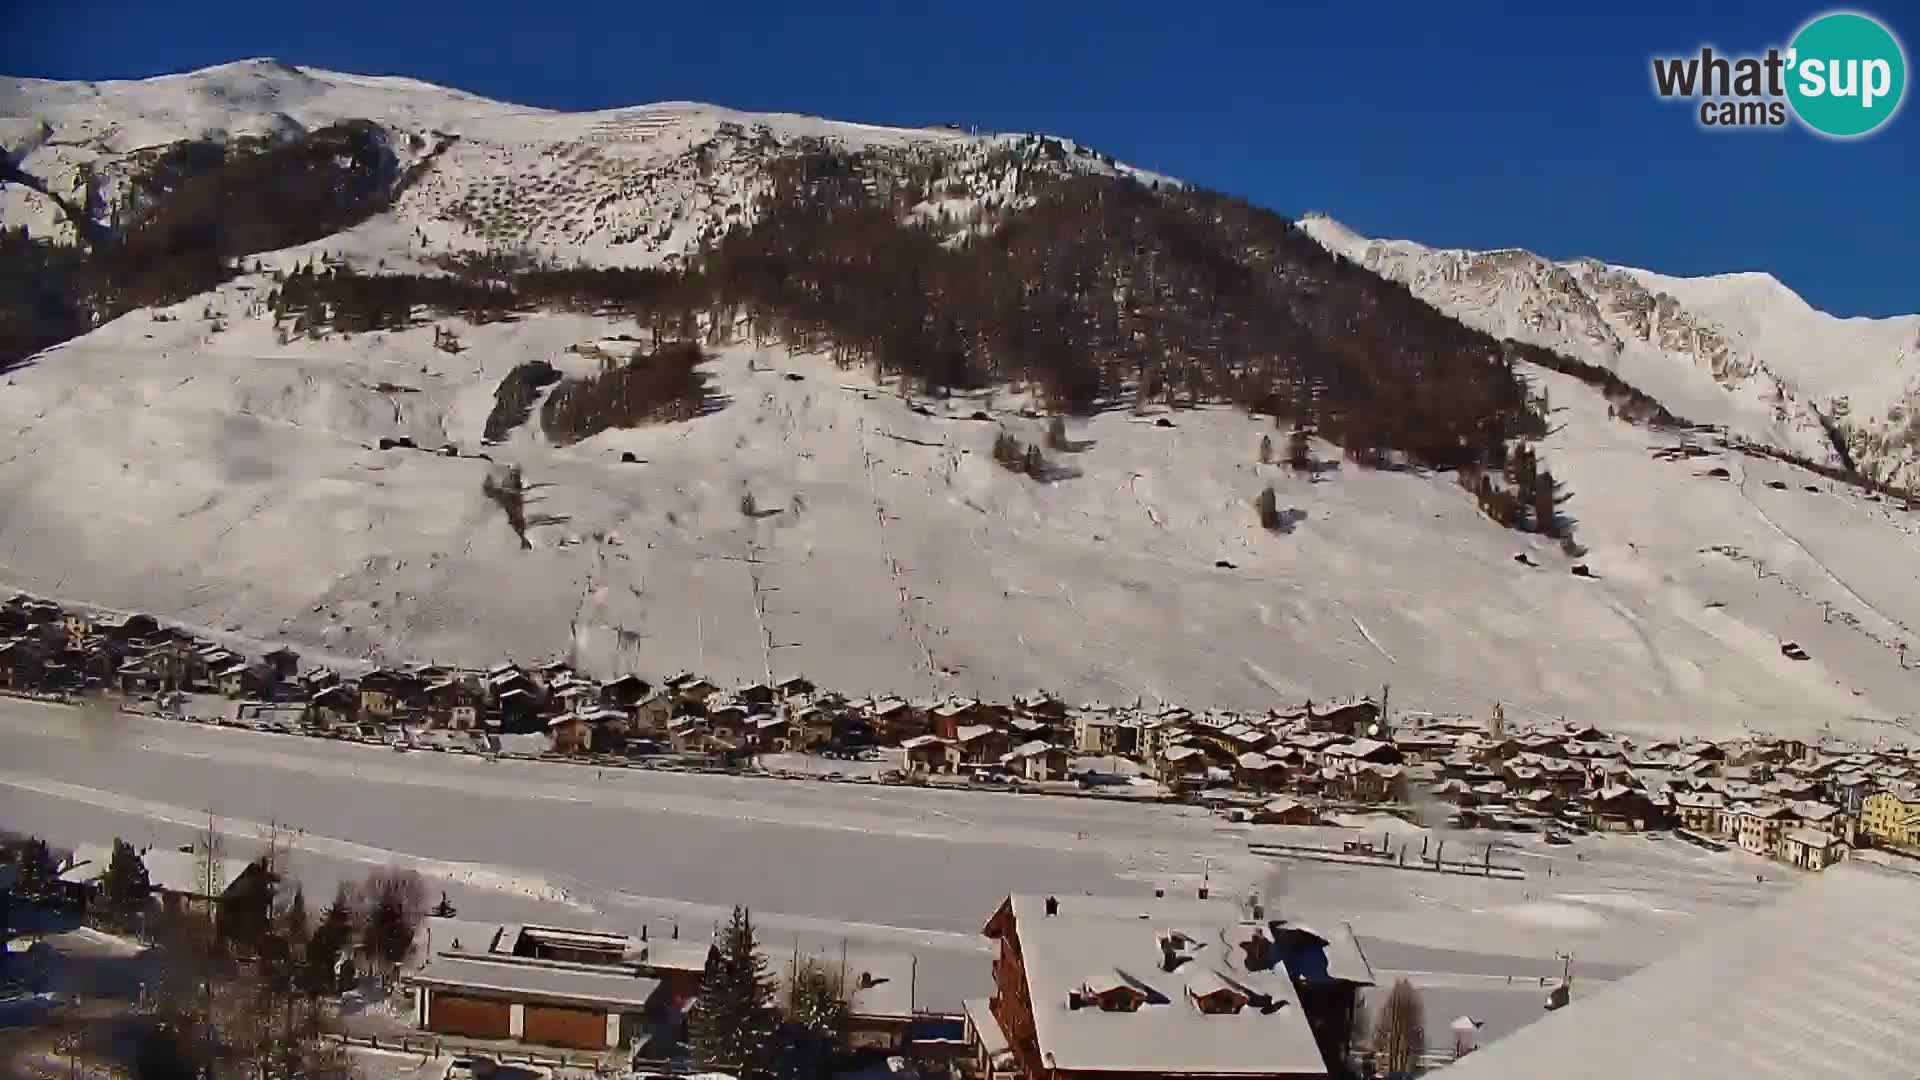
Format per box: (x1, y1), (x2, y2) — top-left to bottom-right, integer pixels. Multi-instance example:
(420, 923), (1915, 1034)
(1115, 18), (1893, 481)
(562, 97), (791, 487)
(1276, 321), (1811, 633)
(1787, 12), (1907, 137)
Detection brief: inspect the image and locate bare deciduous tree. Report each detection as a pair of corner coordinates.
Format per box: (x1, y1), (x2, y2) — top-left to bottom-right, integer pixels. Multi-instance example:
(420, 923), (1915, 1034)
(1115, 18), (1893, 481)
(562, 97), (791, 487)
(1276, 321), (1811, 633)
(1374, 977), (1426, 1077)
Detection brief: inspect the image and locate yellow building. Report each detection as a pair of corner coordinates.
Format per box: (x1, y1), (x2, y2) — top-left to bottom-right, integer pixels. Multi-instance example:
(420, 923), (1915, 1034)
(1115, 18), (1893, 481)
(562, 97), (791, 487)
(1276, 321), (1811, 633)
(1862, 786), (1920, 848)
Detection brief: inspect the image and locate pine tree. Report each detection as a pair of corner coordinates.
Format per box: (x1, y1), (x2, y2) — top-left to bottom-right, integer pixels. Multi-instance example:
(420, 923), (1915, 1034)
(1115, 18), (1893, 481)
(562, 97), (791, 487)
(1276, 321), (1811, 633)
(303, 885), (356, 998)
(773, 958), (849, 1080)
(691, 906), (778, 1076)
(11, 836), (57, 900)
(360, 868), (426, 987)
(263, 886), (310, 996)
(1534, 468), (1558, 537)
(98, 839), (150, 932)
(1022, 443), (1043, 477)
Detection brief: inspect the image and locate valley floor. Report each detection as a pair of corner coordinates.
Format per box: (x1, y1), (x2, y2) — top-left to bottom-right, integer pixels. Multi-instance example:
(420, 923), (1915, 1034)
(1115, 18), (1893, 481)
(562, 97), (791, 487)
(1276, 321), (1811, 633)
(0, 697), (1795, 1052)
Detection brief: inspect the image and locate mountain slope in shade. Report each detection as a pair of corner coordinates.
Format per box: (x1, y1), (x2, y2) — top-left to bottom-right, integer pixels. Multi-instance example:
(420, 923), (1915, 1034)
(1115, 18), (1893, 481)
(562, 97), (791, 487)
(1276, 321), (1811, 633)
(1300, 214), (1920, 487)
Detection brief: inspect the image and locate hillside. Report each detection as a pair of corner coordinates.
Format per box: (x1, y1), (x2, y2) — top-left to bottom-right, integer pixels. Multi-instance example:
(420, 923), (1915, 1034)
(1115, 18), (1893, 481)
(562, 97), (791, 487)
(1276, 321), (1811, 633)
(1301, 214), (1920, 488)
(2, 62), (1918, 741)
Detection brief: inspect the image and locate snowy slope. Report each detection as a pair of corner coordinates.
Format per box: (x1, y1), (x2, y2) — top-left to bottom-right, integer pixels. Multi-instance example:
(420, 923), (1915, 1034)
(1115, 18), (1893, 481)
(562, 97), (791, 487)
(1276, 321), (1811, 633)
(1, 58), (1173, 266)
(1301, 215), (1920, 487)
(2, 276), (1917, 742)
(1, 63), (1917, 742)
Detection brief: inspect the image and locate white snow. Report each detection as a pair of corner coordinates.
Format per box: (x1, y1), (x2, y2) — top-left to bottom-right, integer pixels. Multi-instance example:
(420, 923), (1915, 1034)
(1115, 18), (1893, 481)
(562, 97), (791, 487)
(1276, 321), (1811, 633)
(1302, 214), (1920, 487)
(0, 697), (1803, 1040)
(1, 62), (1916, 743)
(2, 295), (1916, 740)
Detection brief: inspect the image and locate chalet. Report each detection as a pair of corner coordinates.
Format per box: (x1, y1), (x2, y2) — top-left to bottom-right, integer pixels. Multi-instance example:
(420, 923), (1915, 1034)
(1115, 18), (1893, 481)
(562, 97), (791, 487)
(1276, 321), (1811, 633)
(1234, 752), (1286, 792)
(309, 683), (359, 728)
(358, 669), (421, 720)
(494, 687), (542, 733)
(58, 843), (269, 924)
(979, 893), (1346, 1080)
(735, 682), (777, 708)
(1003, 741), (1070, 782)
(422, 678), (484, 730)
(1326, 738), (1401, 766)
(1588, 785), (1661, 832)
(901, 734), (951, 773)
(747, 713), (788, 751)
(260, 646), (300, 683)
(627, 691), (674, 738)
(1309, 698), (1381, 737)
(932, 699), (983, 740)
(667, 716), (710, 753)
(775, 675), (816, 701)
(1252, 797), (1319, 826)
(869, 697), (915, 740)
(705, 703), (750, 746)
(599, 674), (654, 709)
(954, 724), (1012, 768)
(666, 673), (720, 705)
(546, 712), (593, 753)
(212, 661), (254, 698)
(787, 704), (836, 751)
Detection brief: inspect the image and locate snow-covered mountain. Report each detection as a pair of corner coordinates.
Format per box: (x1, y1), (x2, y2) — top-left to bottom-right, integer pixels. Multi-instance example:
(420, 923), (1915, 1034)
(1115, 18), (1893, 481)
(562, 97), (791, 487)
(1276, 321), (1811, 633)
(3, 62), (1918, 742)
(0, 58), (1170, 268)
(1301, 214), (1920, 487)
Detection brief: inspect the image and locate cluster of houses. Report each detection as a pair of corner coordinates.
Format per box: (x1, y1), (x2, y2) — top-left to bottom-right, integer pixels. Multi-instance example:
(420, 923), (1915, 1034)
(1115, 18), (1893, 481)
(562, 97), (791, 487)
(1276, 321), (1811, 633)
(9, 591), (1920, 875)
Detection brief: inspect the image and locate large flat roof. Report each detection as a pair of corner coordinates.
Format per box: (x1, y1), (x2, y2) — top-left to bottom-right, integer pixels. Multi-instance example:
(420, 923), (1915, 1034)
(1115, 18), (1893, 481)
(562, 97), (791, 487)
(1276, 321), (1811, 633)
(410, 952), (662, 1011)
(1438, 859), (1920, 1079)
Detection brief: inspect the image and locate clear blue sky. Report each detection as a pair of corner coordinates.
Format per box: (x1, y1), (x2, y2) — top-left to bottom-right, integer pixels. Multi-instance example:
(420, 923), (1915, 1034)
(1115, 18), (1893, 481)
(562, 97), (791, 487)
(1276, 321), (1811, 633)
(8, 0), (1917, 315)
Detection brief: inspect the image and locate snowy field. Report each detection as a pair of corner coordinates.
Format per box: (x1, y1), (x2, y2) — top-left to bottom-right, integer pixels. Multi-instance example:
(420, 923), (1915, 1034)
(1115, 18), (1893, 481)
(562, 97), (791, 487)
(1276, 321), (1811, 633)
(0, 698), (1800, 1048)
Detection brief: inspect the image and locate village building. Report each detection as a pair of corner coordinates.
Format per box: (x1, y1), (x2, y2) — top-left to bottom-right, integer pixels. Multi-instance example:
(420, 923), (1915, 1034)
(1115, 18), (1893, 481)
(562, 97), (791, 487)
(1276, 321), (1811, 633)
(979, 892), (1365, 1080)
(1862, 784), (1920, 848)
(1780, 827), (1848, 871)
(56, 843), (268, 924)
(1003, 741), (1070, 782)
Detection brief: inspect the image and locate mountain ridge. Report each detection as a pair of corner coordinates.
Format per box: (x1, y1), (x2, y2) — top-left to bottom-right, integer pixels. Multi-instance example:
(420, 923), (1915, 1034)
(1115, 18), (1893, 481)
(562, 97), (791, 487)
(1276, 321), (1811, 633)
(1300, 213), (1920, 487)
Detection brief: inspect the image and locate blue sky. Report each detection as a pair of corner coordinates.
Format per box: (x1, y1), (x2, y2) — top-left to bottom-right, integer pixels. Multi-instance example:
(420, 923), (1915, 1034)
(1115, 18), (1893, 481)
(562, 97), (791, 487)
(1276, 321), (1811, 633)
(8, 0), (1916, 315)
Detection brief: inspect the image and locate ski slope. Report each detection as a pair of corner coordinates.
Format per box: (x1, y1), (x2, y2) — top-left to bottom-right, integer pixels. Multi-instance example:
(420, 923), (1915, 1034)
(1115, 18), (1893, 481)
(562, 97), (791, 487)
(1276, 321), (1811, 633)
(2, 274), (1916, 741)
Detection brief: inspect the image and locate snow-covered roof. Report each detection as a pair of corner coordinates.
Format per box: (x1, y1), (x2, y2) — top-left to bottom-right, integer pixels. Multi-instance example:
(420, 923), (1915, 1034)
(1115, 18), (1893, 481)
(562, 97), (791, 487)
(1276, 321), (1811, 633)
(988, 894), (1324, 1076)
(409, 952), (661, 1010)
(57, 842), (256, 898)
(1435, 862), (1920, 1079)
